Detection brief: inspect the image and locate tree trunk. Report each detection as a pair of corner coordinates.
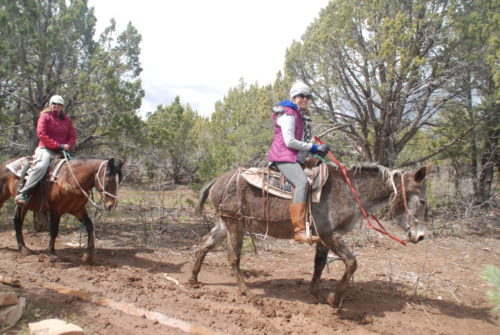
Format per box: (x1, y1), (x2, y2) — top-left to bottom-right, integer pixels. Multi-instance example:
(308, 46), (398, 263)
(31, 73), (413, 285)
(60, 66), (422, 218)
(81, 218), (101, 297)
(465, 73), (479, 197)
(474, 101), (499, 206)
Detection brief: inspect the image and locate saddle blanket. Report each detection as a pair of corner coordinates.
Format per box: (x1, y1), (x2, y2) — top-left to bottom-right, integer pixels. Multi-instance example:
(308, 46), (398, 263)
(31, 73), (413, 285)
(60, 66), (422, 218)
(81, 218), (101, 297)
(6, 157), (67, 184)
(240, 164), (329, 202)
(6, 157), (30, 177)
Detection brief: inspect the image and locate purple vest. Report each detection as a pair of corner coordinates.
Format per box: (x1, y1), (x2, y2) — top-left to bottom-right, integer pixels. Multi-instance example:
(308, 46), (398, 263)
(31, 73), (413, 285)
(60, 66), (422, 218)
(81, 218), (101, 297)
(267, 106), (305, 162)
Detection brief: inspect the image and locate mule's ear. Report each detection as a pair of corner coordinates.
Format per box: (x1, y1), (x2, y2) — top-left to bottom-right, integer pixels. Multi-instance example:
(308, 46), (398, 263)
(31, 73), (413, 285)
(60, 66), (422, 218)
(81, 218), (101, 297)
(413, 163), (433, 183)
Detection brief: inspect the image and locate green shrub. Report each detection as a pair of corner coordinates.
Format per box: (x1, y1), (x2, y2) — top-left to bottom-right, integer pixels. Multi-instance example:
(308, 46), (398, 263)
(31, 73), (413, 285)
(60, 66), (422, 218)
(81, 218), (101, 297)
(481, 265), (500, 314)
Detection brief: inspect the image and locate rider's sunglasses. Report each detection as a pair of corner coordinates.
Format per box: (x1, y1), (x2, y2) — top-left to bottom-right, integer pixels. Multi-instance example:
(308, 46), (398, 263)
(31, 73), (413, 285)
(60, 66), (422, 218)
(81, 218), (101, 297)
(51, 103), (64, 107)
(297, 94), (312, 100)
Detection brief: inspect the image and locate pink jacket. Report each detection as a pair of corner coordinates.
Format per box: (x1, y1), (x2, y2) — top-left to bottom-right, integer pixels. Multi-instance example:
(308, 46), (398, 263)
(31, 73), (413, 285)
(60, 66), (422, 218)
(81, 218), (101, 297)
(37, 111), (77, 151)
(267, 106), (305, 163)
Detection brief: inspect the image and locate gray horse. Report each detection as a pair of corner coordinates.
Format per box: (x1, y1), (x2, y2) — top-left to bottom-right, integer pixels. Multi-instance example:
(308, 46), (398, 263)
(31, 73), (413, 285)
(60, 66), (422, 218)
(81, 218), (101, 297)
(190, 163), (430, 306)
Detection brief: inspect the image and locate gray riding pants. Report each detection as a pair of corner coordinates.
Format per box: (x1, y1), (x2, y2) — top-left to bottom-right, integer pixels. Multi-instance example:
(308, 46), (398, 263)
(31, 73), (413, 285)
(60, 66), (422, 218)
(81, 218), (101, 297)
(19, 147), (55, 194)
(275, 162), (308, 203)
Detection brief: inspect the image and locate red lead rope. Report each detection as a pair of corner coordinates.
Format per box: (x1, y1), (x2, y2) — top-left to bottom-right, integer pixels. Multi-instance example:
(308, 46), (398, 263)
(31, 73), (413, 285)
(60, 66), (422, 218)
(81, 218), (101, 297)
(313, 136), (407, 246)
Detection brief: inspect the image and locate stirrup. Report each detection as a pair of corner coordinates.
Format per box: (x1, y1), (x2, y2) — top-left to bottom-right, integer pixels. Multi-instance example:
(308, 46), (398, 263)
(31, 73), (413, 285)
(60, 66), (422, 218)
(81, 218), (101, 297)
(294, 230), (319, 244)
(15, 193), (30, 206)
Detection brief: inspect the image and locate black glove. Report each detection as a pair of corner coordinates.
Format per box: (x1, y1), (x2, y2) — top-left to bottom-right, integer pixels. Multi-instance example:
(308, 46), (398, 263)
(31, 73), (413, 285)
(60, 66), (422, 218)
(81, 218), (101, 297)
(316, 143), (330, 157)
(310, 143), (330, 157)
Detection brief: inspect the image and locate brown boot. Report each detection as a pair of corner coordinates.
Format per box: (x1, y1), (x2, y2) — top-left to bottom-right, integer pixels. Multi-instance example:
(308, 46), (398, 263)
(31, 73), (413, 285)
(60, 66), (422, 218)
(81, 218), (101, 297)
(290, 202), (319, 243)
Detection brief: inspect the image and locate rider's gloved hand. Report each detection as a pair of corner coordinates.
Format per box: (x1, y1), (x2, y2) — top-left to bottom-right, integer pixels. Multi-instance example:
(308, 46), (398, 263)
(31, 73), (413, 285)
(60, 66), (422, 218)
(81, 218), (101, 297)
(316, 144), (330, 157)
(310, 143), (330, 157)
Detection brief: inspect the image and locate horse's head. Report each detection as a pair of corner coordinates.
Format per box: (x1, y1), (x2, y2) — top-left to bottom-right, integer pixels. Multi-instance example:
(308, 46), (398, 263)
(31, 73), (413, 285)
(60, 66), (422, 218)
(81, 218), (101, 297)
(391, 164), (432, 244)
(95, 158), (123, 210)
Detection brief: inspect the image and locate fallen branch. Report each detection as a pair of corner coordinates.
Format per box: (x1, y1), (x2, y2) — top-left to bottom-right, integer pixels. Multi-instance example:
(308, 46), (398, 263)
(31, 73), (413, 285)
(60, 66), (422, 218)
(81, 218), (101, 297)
(163, 274), (187, 292)
(164, 275), (181, 286)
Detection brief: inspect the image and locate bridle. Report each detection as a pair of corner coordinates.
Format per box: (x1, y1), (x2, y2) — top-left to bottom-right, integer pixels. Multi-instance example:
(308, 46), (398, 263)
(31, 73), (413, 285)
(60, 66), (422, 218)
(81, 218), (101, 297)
(95, 160), (119, 200)
(398, 172), (428, 233)
(63, 153), (119, 208)
(400, 173), (411, 233)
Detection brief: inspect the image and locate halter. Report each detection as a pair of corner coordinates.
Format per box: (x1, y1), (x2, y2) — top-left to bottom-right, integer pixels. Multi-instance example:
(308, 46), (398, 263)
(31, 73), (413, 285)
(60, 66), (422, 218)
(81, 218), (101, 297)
(62, 152), (119, 208)
(398, 172), (427, 230)
(95, 160), (119, 199)
(400, 173), (411, 232)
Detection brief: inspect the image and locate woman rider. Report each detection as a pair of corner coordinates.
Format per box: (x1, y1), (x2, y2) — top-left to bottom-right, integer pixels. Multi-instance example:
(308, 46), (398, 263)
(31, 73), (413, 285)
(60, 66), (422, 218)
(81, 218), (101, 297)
(15, 95), (76, 205)
(267, 82), (329, 243)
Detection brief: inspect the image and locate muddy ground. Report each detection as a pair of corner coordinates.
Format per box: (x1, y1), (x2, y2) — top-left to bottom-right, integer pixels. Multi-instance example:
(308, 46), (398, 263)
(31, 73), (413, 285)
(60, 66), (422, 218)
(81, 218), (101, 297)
(0, 187), (498, 334)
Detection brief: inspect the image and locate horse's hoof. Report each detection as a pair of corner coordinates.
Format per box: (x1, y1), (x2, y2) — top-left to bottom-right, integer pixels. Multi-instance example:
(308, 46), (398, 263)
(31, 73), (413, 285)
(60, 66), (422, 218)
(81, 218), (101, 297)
(240, 287), (254, 298)
(20, 247), (32, 256)
(82, 253), (93, 264)
(186, 279), (201, 288)
(327, 292), (341, 308)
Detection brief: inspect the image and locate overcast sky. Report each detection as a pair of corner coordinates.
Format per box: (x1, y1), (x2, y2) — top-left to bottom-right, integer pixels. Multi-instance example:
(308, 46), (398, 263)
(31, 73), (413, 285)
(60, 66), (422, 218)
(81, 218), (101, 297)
(88, 0), (329, 117)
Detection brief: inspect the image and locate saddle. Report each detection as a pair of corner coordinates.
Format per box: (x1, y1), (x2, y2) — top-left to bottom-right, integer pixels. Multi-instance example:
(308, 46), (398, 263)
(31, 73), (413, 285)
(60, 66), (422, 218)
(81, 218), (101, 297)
(6, 156), (68, 191)
(240, 163), (329, 203)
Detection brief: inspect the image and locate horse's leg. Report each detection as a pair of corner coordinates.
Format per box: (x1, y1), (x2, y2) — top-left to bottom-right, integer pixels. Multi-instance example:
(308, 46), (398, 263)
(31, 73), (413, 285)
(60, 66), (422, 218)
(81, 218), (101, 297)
(189, 220), (227, 283)
(310, 242), (329, 298)
(13, 206), (30, 255)
(48, 211), (60, 258)
(225, 218), (249, 296)
(78, 210), (95, 264)
(325, 237), (357, 307)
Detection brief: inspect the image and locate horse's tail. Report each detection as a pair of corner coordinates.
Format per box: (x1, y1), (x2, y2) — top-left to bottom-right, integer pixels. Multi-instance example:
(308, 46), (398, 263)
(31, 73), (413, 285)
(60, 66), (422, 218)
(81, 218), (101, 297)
(196, 178), (217, 216)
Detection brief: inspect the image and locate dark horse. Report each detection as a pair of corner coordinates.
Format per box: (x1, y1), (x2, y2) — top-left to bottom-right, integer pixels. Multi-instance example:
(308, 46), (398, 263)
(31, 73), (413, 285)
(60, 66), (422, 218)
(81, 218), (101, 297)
(0, 157), (123, 263)
(190, 163), (431, 307)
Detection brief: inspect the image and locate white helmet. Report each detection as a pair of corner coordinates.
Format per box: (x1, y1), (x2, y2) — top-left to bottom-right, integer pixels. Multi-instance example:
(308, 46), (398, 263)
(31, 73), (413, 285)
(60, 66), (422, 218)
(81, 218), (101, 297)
(290, 82), (310, 99)
(49, 95), (64, 105)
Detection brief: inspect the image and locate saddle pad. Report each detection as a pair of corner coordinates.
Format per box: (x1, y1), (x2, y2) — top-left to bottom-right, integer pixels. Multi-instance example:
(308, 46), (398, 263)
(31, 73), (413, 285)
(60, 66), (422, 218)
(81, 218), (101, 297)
(241, 164), (329, 202)
(6, 157), (30, 177)
(6, 156), (67, 182)
(242, 167), (293, 199)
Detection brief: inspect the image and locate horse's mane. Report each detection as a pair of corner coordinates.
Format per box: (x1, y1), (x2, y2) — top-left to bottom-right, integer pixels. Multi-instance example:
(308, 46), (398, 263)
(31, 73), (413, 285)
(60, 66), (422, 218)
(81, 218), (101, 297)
(71, 156), (109, 161)
(348, 163), (393, 178)
(341, 162), (403, 199)
(66, 156), (123, 183)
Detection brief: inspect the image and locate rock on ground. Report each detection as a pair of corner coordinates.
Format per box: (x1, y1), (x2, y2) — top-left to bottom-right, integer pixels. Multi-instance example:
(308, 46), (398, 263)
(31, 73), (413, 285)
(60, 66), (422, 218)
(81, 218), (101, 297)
(29, 318), (83, 335)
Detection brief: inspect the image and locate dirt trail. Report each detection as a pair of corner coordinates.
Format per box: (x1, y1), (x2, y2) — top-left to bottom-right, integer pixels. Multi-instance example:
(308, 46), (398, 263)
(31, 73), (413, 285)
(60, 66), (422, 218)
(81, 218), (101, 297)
(0, 203), (499, 334)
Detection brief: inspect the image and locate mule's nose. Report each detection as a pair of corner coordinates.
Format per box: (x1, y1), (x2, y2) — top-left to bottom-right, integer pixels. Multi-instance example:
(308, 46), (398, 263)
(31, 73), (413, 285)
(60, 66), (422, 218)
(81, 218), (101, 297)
(407, 223), (426, 244)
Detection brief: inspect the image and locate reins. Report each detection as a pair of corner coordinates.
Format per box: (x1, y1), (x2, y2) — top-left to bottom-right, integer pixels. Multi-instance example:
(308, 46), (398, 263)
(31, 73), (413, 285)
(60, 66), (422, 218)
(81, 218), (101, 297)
(313, 136), (407, 246)
(62, 152), (118, 208)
